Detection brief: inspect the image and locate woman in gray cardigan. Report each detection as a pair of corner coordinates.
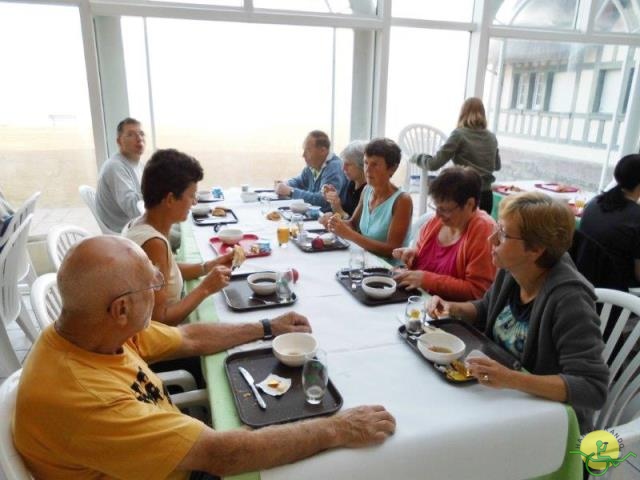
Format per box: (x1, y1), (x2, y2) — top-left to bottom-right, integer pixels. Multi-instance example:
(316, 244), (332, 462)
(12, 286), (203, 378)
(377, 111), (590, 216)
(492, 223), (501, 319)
(428, 192), (608, 433)
(411, 97), (500, 215)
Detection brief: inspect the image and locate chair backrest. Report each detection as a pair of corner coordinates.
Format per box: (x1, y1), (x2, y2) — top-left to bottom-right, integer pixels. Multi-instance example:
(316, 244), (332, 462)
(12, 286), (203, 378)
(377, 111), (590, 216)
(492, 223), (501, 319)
(29, 273), (60, 330)
(0, 370), (32, 479)
(78, 185), (117, 235)
(398, 124), (447, 215)
(594, 288), (640, 429)
(0, 370), (32, 480)
(46, 225), (91, 271)
(0, 192), (40, 285)
(0, 216), (33, 330)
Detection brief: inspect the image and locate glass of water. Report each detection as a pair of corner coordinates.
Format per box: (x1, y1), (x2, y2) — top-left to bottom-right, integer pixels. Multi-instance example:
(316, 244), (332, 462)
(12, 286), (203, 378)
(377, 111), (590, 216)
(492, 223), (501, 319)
(348, 249), (365, 284)
(276, 269), (294, 302)
(405, 295), (425, 335)
(302, 349), (328, 405)
(260, 195), (271, 215)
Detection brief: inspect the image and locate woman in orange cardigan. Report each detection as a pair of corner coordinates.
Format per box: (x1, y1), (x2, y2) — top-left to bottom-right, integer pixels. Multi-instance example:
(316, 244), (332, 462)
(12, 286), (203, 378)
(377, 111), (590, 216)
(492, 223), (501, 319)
(393, 167), (496, 301)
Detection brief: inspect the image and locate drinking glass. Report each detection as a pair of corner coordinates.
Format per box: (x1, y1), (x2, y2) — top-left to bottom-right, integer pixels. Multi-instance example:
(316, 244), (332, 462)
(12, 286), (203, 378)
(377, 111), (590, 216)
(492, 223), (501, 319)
(276, 269), (294, 302)
(302, 349), (328, 405)
(289, 213), (304, 240)
(277, 222), (290, 247)
(405, 295), (425, 334)
(348, 249), (365, 284)
(260, 196), (271, 215)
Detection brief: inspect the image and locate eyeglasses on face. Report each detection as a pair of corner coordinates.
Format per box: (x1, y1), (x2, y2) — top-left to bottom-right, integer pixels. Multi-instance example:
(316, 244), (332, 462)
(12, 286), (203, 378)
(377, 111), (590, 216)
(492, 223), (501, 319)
(491, 224), (524, 243)
(427, 201), (460, 216)
(107, 268), (164, 312)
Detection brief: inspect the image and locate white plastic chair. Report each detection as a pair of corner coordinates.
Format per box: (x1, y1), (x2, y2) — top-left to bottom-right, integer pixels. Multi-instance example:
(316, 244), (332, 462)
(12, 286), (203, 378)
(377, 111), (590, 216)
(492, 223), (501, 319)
(0, 370), (32, 479)
(29, 273), (201, 399)
(0, 216), (38, 376)
(46, 224), (91, 271)
(0, 192), (40, 288)
(398, 124), (447, 215)
(78, 185), (117, 235)
(592, 288), (640, 475)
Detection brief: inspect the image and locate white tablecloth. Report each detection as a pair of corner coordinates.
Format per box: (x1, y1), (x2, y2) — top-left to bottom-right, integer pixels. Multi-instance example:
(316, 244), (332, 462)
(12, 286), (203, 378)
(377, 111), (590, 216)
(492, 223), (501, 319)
(191, 189), (571, 480)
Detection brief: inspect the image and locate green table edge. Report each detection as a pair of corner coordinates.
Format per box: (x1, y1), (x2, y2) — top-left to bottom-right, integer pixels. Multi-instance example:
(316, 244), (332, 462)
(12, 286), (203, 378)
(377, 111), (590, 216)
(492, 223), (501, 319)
(179, 221), (260, 480)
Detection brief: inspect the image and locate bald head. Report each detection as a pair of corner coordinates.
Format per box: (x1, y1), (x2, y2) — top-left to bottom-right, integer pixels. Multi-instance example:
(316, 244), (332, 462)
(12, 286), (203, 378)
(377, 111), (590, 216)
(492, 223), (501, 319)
(57, 236), (151, 317)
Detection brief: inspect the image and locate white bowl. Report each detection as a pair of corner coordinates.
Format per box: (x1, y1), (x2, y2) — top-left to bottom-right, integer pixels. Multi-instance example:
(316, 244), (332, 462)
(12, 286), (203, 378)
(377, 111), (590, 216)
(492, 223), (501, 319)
(197, 190), (214, 201)
(191, 205), (211, 217)
(361, 276), (397, 299)
(218, 228), (243, 245)
(241, 191), (259, 203)
(247, 272), (277, 295)
(290, 202), (311, 214)
(272, 333), (318, 367)
(417, 332), (466, 364)
(319, 232), (336, 245)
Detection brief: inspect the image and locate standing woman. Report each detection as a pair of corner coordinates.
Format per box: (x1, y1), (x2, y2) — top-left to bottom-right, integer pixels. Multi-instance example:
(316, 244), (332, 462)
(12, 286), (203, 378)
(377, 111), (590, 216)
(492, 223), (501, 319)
(325, 138), (413, 262)
(411, 97), (500, 214)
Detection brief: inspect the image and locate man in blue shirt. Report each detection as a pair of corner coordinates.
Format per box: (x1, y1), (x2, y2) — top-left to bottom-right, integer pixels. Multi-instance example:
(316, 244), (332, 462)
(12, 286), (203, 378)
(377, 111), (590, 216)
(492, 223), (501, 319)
(275, 130), (347, 211)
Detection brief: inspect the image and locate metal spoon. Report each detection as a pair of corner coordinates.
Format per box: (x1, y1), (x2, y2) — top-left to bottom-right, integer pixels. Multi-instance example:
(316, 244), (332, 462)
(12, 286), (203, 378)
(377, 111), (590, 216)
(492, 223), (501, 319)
(248, 295), (278, 305)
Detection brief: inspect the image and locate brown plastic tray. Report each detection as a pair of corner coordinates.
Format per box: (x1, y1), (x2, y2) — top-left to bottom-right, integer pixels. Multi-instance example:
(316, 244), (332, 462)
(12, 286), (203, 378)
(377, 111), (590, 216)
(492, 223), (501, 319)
(398, 319), (521, 384)
(224, 348), (343, 428)
(293, 229), (349, 253)
(222, 272), (297, 311)
(336, 267), (419, 306)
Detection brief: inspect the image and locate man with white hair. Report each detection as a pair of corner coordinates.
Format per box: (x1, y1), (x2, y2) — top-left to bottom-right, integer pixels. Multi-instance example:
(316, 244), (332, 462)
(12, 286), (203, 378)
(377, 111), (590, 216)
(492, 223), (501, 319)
(14, 235), (396, 479)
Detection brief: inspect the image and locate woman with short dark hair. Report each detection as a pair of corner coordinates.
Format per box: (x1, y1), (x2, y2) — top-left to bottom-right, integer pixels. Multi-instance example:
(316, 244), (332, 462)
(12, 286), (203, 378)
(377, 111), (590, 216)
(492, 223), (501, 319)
(124, 148), (233, 326)
(393, 167), (496, 301)
(580, 154), (640, 288)
(325, 138), (413, 262)
(428, 192), (609, 433)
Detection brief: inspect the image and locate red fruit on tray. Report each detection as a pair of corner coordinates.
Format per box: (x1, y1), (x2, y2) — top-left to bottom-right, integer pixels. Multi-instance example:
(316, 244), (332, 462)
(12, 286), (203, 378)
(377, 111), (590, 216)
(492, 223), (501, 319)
(311, 237), (324, 250)
(291, 268), (299, 283)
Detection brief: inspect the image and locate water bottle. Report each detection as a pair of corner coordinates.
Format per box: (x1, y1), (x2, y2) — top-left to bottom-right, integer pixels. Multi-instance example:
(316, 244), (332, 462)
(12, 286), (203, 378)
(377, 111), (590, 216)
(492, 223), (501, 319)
(410, 174), (420, 193)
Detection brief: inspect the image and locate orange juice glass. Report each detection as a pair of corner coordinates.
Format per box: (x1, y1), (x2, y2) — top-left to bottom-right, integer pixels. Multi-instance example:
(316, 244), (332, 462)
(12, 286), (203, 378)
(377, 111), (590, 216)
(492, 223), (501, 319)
(277, 223), (290, 247)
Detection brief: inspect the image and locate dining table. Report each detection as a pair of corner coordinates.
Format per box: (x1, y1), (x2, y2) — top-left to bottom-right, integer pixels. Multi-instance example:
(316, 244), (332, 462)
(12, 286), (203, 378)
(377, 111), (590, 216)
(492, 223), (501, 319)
(491, 180), (595, 222)
(178, 188), (582, 480)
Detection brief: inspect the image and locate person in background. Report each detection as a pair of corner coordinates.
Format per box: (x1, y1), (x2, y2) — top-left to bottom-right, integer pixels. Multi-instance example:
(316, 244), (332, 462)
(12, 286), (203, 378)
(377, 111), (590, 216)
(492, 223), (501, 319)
(324, 138), (412, 263)
(124, 149), (232, 326)
(96, 117), (145, 233)
(428, 192), (608, 433)
(320, 139), (367, 220)
(579, 154), (640, 289)
(392, 167), (496, 301)
(275, 130), (347, 211)
(14, 235), (396, 479)
(410, 97), (500, 214)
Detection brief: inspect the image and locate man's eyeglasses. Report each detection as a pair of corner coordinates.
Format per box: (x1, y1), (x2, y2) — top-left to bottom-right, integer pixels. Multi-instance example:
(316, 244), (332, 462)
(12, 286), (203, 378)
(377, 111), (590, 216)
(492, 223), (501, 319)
(427, 202), (460, 216)
(107, 268), (164, 312)
(491, 224), (524, 243)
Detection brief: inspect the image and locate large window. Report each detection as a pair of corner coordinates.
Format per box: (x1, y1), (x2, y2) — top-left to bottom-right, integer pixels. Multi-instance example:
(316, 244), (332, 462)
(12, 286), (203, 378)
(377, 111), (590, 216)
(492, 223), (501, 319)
(0, 2), (95, 208)
(485, 38), (637, 188)
(122, 18), (353, 189)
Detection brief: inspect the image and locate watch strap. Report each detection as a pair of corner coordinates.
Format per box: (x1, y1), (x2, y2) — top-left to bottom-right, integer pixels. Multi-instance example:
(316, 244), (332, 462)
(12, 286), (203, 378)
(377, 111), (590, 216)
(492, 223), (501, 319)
(260, 318), (273, 340)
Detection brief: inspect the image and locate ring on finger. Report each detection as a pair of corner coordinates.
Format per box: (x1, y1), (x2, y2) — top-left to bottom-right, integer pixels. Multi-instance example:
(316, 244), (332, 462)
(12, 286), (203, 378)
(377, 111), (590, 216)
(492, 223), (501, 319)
(481, 374), (489, 382)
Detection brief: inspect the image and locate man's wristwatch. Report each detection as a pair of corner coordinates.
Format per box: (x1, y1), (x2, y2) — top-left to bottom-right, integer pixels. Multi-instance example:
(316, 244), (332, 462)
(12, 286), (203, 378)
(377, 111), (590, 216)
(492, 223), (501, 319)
(260, 319), (273, 340)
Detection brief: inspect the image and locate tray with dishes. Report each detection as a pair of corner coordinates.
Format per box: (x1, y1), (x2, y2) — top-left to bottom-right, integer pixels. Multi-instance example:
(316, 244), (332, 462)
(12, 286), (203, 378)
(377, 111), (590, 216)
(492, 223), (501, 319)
(225, 348), (343, 428)
(398, 319), (521, 384)
(209, 234), (271, 258)
(277, 206), (321, 222)
(222, 271), (297, 312)
(191, 207), (239, 229)
(534, 183), (579, 193)
(335, 267), (419, 306)
(293, 229), (349, 253)
(493, 184), (524, 195)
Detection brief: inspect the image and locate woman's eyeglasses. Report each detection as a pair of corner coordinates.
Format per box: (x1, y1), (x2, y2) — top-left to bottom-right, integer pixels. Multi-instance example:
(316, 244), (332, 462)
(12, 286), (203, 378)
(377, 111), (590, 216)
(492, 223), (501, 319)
(427, 202), (460, 216)
(491, 224), (524, 243)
